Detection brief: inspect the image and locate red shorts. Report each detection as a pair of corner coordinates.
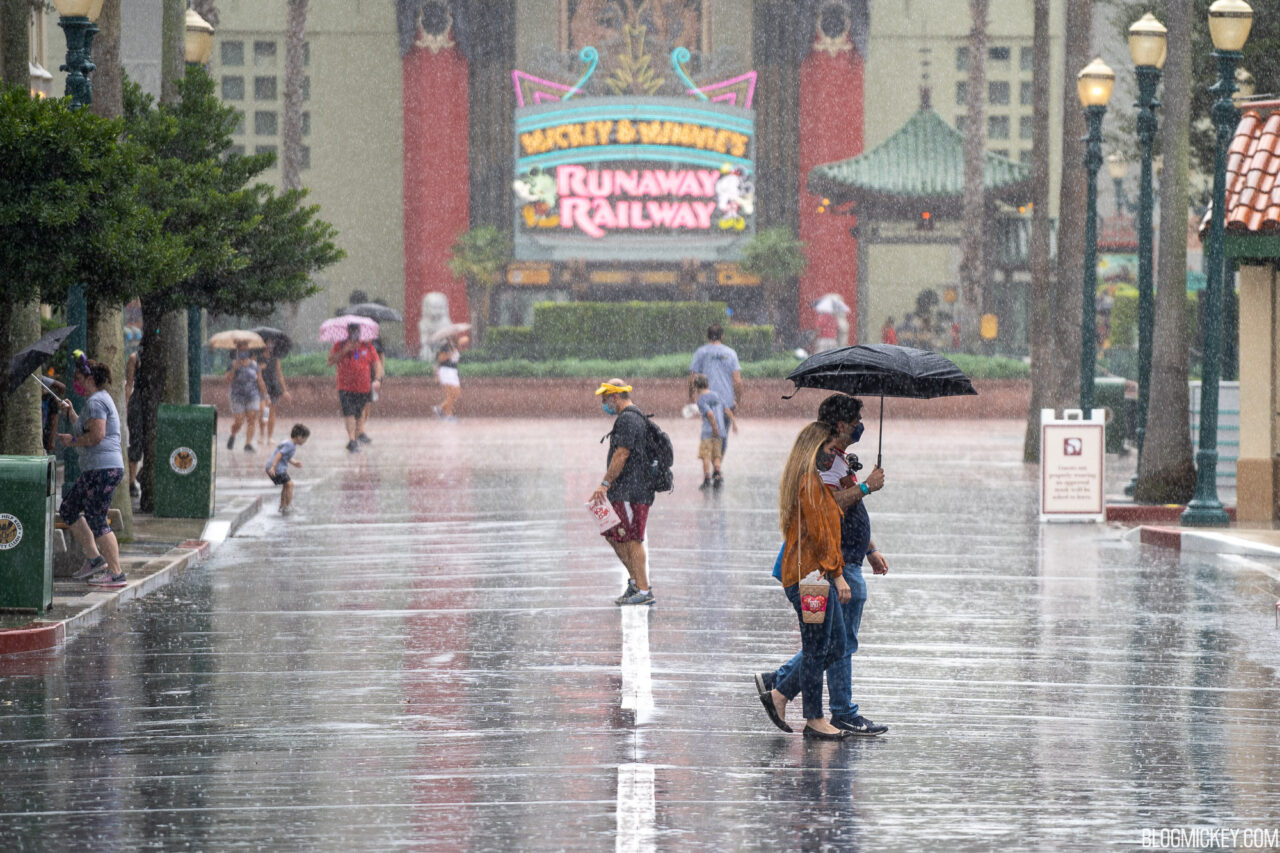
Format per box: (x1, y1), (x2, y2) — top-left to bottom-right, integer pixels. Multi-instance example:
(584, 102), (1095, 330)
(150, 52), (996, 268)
(602, 500), (650, 544)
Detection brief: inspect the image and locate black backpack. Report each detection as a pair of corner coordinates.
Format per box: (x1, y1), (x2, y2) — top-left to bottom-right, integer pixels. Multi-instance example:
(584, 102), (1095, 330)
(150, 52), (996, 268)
(602, 410), (675, 493)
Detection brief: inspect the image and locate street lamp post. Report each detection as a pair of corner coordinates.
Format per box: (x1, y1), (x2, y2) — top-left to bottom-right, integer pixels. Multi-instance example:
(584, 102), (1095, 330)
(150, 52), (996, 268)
(1125, 12), (1166, 500)
(1183, 0), (1253, 527)
(1077, 57), (1115, 415)
(184, 8), (215, 406)
(52, 0), (104, 485)
(1106, 153), (1132, 217)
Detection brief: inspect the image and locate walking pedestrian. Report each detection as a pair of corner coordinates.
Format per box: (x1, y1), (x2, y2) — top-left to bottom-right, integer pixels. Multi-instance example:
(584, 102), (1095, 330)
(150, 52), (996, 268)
(880, 316), (898, 345)
(361, 337), (385, 431)
(125, 350), (145, 496)
(265, 423), (309, 515)
(226, 340), (267, 453)
(257, 338), (291, 445)
(327, 323), (383, 452)
(692, 373), (736, 489)
(754, 421), (851, 740)
(689, 323), (743, 477)
(432, 336), (462, 420)
(589, 379), (655, 606)
(56, 355), (128, 588)
(757, 394), (889, 737)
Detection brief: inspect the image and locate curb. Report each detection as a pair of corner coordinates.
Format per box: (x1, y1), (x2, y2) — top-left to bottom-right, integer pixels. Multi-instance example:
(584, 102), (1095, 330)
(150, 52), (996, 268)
(0, 495), (262, 656)
(1107, 503), (1237, 524)
(1139, 524), (1280, 557)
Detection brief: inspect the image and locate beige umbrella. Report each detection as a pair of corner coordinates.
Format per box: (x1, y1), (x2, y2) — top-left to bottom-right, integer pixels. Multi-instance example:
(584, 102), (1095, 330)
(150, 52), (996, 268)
(208, 329), (266, 350)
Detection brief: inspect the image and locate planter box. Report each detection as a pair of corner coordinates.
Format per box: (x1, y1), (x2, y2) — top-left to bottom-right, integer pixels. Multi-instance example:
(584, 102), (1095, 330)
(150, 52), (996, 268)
(202, 375), (1031, 419)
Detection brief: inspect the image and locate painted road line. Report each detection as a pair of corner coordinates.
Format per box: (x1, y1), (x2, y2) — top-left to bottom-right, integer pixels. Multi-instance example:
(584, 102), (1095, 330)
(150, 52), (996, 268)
(619, 606), (654, 720)
(616, 763), (655, 853)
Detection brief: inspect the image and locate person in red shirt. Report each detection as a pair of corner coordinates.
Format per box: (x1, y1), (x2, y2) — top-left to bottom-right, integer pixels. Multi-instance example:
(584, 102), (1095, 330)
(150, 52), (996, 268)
(881, 317), (898, 345)
(326, 323), (384, 453)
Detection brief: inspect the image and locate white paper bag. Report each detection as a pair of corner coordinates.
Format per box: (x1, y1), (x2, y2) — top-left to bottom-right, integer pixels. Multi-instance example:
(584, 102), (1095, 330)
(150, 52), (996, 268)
(587, 499), (623, 534)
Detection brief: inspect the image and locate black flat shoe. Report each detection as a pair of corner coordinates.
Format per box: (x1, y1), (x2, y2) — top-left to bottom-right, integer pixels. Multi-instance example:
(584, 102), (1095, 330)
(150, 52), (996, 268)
(802, 726), (851, 741)
(753, 673), (792, 733)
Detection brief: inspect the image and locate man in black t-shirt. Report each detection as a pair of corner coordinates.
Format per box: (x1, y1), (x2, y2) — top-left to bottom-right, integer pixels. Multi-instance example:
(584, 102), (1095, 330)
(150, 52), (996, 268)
(589, 379), (656, 606)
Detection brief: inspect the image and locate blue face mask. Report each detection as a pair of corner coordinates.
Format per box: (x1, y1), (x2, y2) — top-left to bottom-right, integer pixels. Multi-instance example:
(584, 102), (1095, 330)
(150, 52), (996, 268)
(851, 422), (865, 443)
(602, 402), (618, 416)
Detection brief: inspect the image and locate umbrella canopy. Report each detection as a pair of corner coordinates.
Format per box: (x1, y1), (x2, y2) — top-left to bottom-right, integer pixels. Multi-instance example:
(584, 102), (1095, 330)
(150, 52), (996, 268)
(786, 344), (977, 466)
(208, 329), (266, 350)
(5, 325), (76, 395)
(811, 294), (851, 315)
(320, 315), (379, 343)
(346, 303), (403, 323)
(427, 322), (471, 345)
(251, 326), (293, 357)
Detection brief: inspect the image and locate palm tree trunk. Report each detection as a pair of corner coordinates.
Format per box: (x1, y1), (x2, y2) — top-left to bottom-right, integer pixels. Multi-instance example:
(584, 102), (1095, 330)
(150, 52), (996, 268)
(1023, 0), (1052, 461)
(87, 0), (133, 537)
(959, 0), (988, 350)
(1051, 0), (1092, 407)
(281, 0), (307, 191)
(1133, 0), (1196, 503)
(0, 1), (43, 457)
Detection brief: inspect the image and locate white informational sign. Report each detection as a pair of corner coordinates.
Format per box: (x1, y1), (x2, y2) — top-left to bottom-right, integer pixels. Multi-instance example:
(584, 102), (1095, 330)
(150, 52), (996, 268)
(1040, 408), (1106, 523)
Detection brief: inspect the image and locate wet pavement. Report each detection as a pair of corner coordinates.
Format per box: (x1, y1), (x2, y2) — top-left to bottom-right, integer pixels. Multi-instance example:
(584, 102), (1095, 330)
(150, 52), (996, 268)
(0, 414), (1278, 850)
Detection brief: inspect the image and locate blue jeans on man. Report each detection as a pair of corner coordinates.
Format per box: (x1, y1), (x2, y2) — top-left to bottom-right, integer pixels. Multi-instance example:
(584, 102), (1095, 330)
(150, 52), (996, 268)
(771, 563), (867, 721)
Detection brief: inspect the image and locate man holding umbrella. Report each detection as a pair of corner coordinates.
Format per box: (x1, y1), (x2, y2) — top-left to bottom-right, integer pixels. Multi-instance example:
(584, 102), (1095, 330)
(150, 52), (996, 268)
(326, 321), (383, 453)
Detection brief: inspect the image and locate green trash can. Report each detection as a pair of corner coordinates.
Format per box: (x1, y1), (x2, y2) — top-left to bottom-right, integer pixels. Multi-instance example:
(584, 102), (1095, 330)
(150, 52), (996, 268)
(1094, 377), (1128, 454)
(0, 456), (56, 612)
(154, 404), (217, 518)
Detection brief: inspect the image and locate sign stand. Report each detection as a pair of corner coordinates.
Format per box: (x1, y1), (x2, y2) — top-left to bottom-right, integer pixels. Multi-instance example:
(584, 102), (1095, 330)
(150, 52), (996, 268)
(1040, 408), (1106, 523)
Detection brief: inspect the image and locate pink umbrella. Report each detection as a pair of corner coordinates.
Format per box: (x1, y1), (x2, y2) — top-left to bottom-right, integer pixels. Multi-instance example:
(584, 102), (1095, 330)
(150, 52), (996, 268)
(319, 314), (379, 343)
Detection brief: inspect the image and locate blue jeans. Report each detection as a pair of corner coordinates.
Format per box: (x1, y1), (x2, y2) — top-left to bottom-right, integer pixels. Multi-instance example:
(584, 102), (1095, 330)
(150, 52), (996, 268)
(774, 565), (867, 720)
(773, 581), (845, 721)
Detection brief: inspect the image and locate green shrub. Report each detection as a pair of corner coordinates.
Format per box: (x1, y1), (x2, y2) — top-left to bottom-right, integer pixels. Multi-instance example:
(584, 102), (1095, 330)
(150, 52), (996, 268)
(484, 326), (537, 360)
(1109, 285), (1139, 349)
(722, 325), (774, 360)
(533, 301), (729, 359)
(943, 353), (1030, 380)
(280, 352), (332, 376)
(282, 351), (1028, 381)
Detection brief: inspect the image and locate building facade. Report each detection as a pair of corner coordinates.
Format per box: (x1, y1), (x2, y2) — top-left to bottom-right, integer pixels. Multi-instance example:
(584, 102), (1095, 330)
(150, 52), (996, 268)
(35, 0), (1063, 357)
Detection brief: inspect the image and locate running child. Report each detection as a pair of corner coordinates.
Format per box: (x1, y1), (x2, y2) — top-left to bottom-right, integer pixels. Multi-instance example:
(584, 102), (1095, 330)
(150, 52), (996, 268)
(266, 424), (309, 514)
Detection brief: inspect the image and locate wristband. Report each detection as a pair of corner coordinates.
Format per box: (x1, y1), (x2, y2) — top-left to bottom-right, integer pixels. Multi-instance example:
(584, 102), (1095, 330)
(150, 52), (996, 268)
(600, 480), (611, 488)
(867, 548), (878, 554)
(858, 482), (870, 496)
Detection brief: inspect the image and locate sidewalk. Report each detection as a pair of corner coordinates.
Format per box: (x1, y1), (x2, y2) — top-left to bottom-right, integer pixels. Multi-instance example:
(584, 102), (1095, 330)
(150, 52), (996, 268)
(0, 495), (261, 655)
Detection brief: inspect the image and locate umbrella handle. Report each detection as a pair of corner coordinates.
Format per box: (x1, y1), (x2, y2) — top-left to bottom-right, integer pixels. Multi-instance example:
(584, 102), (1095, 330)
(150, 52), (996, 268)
(876, 394), (883, 469)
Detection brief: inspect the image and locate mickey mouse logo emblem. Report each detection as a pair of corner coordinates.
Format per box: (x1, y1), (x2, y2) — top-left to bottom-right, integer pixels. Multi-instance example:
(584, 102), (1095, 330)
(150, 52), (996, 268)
(0, 513), (23, 550)
(169, 447), (198, 475)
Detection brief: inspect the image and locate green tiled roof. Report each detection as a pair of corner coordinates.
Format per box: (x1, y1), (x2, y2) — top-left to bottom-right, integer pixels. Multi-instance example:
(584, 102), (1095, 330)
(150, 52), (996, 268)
(808, 108), (1031, 206)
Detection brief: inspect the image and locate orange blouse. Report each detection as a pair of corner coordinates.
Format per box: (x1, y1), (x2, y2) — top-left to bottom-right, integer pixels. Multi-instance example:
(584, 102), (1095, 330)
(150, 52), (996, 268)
(779, 472), (844, 586)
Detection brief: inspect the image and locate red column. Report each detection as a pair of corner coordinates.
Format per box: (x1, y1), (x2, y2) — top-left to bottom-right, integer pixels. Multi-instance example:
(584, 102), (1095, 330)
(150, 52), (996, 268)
(403, 44), (470, 357)
(798, 45), (864, 341)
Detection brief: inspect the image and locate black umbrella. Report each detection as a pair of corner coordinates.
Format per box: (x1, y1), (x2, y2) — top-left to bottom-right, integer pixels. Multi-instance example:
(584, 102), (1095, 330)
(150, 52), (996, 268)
(785, 344), (977, 467)
(251, 326), (293, 357)
(347, 303), (403, 323)
(6, 325), (77, 395)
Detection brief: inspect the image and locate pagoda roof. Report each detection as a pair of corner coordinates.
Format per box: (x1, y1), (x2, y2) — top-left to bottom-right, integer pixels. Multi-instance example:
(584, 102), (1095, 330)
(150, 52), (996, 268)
(807, 107), (1032, 215)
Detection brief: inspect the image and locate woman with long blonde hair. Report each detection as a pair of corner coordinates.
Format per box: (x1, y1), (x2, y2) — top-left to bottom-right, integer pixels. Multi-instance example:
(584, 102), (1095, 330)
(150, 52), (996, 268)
(758, 421), (853, 740)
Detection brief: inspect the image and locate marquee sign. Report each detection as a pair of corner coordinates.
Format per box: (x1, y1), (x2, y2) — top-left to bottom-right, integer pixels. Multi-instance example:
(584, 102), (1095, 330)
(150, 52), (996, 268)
(513, 97), (756, 263)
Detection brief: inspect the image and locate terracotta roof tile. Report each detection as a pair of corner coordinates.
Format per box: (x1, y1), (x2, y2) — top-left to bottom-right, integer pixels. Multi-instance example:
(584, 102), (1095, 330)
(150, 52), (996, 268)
(1203, 106), (1280, 238)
